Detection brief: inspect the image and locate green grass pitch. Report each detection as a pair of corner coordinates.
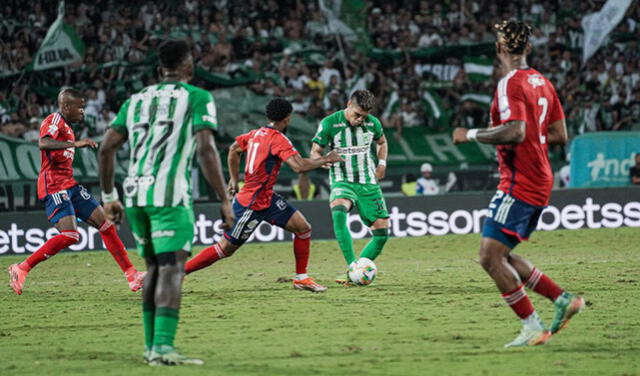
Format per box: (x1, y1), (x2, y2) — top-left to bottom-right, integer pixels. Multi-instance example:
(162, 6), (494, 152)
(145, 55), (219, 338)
(1, 227), (639, 376)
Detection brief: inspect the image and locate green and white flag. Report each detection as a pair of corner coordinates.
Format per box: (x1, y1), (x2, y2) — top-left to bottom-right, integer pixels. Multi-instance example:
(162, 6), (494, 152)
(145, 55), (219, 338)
(382, 90), (400, 119)
(460, 93), (492, 109)
(32, 1), (85, 71)
(463, 57), (493, 82)
(421, 90), (443, 120)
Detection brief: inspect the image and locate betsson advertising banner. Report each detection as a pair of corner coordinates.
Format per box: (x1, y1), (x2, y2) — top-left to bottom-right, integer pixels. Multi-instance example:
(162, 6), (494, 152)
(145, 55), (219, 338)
(0, 188), (638, 256)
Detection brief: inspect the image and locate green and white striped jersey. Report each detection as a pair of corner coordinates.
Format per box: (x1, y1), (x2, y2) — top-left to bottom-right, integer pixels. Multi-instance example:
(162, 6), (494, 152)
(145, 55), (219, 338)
(312, 110), (383, 185)
(111, 82), (217, 208)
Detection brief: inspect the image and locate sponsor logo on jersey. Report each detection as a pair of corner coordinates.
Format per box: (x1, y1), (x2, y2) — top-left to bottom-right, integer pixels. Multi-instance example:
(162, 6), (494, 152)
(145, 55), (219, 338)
(63, 147), (75, 160)
(527, 74), (545, 88)
(152, 230), (176, 238)
(335, 146), (370, 155)
(47, 123), (58, 135)
(333, 122), (347, 128)
(123, 175), (156, 197)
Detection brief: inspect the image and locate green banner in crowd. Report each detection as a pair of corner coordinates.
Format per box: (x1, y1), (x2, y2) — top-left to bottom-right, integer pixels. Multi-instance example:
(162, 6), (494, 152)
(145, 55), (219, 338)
(0, 134), (129, 182)
(0, 129), (498, 183)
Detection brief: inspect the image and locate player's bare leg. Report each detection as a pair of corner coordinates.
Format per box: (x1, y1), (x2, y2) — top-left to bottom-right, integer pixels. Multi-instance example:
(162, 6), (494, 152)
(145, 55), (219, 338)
(508, 254), (585, 335)
(148, 250), (203, 366)
(8, 215), (79, 295)
(86, 206), (145, 291)
(479, 238), (550, 347)
(284, 211), (326, 292)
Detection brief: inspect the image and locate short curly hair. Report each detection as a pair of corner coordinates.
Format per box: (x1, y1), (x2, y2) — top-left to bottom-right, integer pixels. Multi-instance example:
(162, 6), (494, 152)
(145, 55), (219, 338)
(350, 89), (375, 112)
(266, 98), (293, 121)
(494, 20), (532, 55)
(158, 39), (191, 70)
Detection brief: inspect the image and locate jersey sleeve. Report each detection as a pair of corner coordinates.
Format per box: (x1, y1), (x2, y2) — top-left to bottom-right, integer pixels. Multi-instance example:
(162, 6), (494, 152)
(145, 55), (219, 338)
(497, 78), (527, 124)
(548, 84), (565, 123)
(235, 132), (251, 152)
(191, 89), (217, 133)
(39, 116), (60, 138)
(371, 116), (384, 140)
(311, 118), (330, 146)
(273, 133), (299, 161)
(110, 99), (130, 136)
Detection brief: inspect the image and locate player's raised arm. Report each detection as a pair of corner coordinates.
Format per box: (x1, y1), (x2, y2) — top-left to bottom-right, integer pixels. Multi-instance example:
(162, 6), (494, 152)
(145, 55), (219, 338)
(452, 120), (526, 145)
(285, 151), (343, 173)
(196, 129), (234, 229)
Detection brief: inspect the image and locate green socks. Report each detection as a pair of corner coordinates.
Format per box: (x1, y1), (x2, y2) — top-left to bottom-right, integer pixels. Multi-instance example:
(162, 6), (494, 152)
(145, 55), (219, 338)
(359, 228), (388, 261)
(331, 206), (356, 265)
(153, 307), (179, 350)
(142, 302), (155, 351)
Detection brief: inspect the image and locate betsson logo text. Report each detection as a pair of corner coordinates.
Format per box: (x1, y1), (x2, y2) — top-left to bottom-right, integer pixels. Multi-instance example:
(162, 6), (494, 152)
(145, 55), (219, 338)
(1, 198), (639, 254)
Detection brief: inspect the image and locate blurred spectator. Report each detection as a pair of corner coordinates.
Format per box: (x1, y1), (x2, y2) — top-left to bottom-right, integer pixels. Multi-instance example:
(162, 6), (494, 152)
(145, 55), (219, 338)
(292, 173), (317, 200)
(401, 173), (417, 197)
(23, 117), (41, 143)
(417, 163), (439, 195)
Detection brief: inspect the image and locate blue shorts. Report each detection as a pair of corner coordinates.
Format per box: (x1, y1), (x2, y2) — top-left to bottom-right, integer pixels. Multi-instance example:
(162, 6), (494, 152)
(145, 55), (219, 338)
(482, 190), (545, 249)
(224, 194), (297, 246)
(43, 185), (100, 224)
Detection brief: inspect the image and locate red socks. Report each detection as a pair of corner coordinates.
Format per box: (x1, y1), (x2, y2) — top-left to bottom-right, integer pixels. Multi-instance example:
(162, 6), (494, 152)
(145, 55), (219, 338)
(99, 221), (134, 273)
(293, 230), (311, 275)
(185, 243), (227, 274)
(502, 285), (535, 320)
(20, 231), (79, 271)
(525, 267), (564, 302)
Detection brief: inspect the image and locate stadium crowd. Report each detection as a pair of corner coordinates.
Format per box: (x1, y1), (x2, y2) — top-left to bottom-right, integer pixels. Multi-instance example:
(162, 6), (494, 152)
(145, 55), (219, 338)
(1, 0), (639, 143)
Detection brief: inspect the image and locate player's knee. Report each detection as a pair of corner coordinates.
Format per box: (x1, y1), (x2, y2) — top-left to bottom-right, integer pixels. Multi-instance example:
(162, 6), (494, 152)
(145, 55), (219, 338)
(295, 227), (312, 239)
(61, 230), (80, 245)
(478, 248), (500, 273)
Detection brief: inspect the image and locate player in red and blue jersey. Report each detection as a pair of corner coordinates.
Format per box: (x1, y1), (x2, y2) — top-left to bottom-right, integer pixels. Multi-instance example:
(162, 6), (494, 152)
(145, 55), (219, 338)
(185, 98), (342, 292)
(453, 20), (584, 347)
(7, 88), (145, 295)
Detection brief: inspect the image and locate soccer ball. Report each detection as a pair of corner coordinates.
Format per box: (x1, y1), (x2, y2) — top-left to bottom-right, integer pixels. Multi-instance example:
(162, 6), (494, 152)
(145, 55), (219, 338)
(348, 258), (377, 285)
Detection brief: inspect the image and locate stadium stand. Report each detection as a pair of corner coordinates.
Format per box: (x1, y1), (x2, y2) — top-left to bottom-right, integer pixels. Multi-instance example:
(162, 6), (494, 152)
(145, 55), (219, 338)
(1, 0), (639, 198)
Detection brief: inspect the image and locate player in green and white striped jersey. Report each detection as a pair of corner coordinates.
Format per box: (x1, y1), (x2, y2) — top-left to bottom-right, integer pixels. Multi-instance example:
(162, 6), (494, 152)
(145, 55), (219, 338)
(98, 40), (233, 366)
(310, 90), (390, 284)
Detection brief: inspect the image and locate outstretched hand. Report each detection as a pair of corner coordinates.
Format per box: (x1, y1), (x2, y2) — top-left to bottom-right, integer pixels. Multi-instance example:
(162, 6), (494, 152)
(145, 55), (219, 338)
(452, 128), (470, 144)
(74, 138), (98, 149)
(103, 200), (125, 224)
(325, 150), (344, 164)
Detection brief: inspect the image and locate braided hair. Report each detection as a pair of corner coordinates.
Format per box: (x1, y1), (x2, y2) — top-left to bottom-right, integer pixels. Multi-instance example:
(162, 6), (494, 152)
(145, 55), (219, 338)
(494, 20), (532, 55)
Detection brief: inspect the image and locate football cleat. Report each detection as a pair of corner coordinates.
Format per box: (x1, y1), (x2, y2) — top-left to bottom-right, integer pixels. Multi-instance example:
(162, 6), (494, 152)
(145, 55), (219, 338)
(293, 277), (327, 292)
(8, 264), (28, 295)
(504, 327), (552, 348)
(334, 273), (354, 286)
(148, 349), (204, 366)
(126, 270), (146, 292)
(550, 292), (585, 334)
